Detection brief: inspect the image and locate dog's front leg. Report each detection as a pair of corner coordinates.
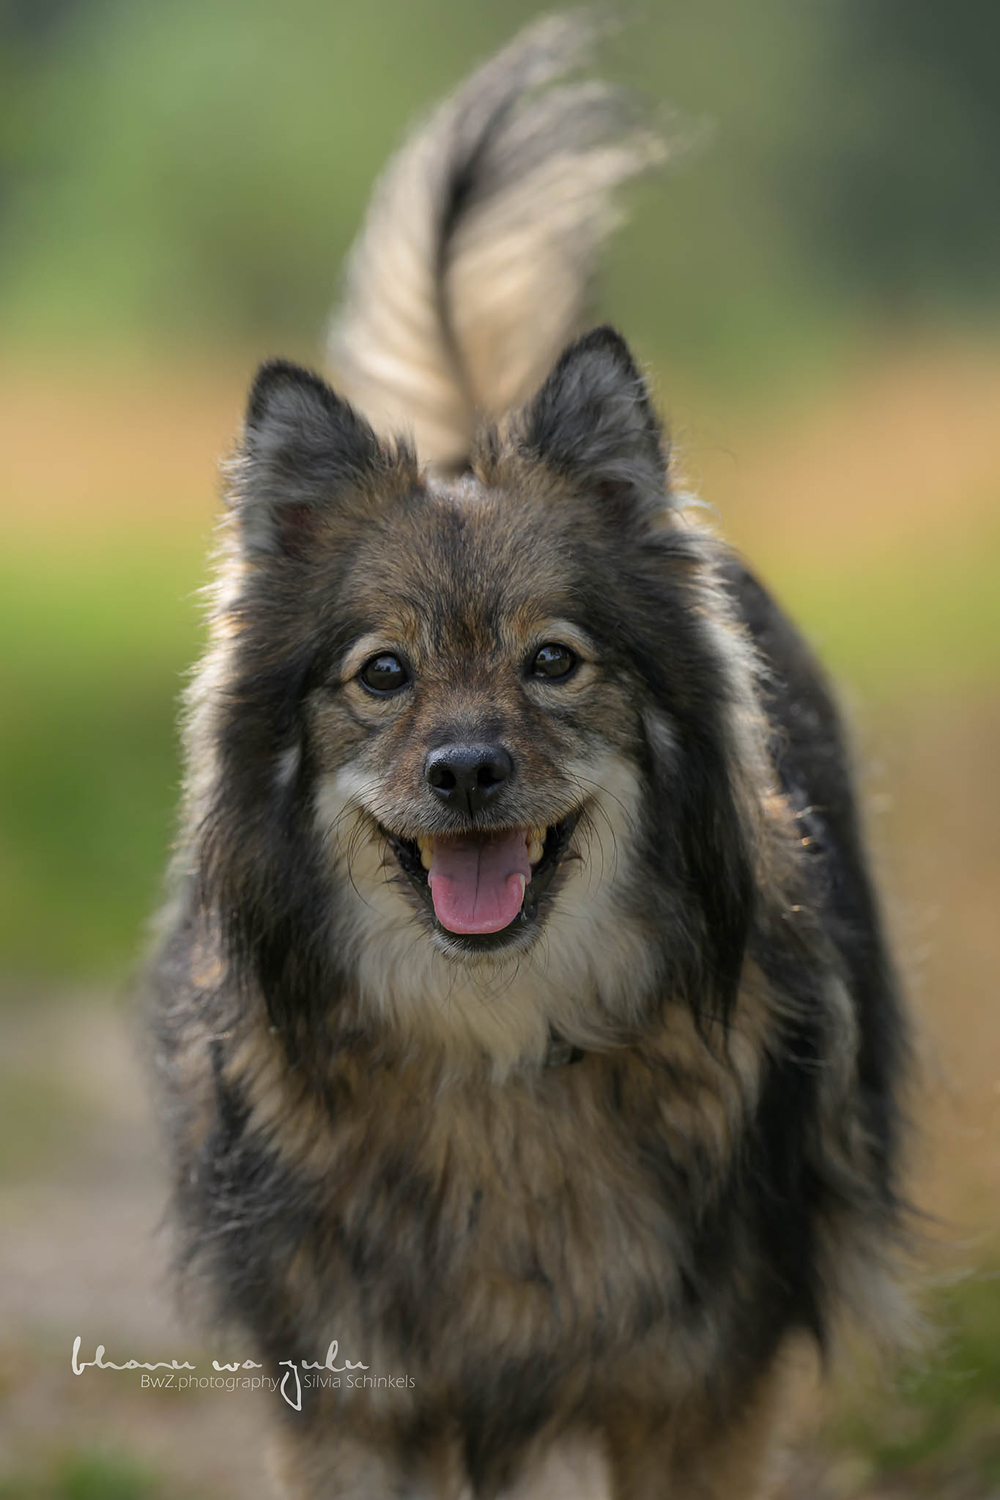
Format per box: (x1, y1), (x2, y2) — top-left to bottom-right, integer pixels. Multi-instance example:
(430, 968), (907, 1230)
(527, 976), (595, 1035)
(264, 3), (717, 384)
(269, 1419), (466, 1500)
(603, 1355), (799, 1500)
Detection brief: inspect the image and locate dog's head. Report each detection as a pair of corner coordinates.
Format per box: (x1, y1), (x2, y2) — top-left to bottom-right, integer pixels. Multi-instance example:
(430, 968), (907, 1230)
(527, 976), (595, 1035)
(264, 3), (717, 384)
(192, 329), (769, 1062)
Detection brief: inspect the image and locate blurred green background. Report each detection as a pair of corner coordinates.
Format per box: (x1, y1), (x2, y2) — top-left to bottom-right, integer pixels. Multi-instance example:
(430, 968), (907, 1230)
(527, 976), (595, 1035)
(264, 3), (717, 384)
(1, 2), (998, 1496)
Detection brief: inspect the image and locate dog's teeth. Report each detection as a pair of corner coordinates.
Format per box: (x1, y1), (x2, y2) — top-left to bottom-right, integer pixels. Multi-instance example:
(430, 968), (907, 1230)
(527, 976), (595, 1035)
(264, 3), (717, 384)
(527, 839), (543, 865)
(417, 834), (434, 869)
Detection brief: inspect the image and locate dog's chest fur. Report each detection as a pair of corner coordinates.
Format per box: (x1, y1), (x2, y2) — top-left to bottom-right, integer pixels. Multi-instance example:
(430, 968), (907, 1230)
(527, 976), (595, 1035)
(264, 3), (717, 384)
(191, 964), (770, 1415)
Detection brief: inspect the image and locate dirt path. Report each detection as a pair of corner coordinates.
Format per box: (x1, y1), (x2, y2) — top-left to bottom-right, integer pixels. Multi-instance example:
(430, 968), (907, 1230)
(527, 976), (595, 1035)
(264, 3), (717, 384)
(0, 999), (272, 1497)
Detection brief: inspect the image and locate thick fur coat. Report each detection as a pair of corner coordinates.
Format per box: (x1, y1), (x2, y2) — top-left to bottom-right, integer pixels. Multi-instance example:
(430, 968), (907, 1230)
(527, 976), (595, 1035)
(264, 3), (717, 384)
(146, 17), (908, 1499)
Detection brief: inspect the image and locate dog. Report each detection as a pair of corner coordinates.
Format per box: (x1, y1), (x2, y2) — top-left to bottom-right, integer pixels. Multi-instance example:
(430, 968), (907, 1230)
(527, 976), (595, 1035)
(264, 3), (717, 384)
(146, 16), (909, 1498)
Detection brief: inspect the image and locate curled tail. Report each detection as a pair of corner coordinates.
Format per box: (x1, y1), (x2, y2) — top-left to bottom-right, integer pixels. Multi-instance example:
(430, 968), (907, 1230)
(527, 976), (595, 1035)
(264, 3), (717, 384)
(326, 13), (666, 470)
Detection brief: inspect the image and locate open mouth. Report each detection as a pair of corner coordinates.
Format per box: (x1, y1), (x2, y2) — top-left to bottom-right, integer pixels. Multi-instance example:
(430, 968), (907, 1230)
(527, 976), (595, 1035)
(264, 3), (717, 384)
(382, 815), (578, 950)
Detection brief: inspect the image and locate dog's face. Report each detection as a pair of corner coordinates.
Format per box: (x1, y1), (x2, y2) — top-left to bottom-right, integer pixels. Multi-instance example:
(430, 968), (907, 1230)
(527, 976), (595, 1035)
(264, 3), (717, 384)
(202, 330), (758, 1059)
(308, 482), (643, 960)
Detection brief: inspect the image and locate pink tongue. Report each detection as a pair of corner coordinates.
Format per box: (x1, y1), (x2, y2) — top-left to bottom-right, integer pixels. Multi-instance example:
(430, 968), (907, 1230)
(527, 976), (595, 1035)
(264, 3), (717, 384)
(428, 830), (531, 934)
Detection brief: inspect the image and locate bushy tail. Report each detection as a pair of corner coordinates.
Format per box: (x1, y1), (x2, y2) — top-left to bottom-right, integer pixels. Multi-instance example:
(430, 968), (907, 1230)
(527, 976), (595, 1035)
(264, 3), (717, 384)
(326, 13), (666, 470)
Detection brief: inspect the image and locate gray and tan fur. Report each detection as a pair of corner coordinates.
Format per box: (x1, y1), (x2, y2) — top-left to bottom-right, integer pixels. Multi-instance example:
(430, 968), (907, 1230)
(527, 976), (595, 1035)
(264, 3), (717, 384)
(147, 16), (909, 1499)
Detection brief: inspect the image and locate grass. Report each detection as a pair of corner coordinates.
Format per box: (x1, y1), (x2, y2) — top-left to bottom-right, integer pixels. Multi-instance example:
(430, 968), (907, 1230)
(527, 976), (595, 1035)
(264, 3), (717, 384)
(827, 1266), (1000, 1496)
(0, 541), (204, 984)
(765, 512), (1000, 693)
(0, 1450), (167, 1500)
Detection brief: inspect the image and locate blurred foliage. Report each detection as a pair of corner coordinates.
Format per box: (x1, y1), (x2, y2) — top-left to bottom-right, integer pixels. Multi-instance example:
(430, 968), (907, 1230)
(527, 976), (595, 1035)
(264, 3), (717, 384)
(829, 1267), (1000, 1495)
(0, 1448), (169, 1500)
(772, 516), (1000, 694)
(1, 0), (999, 387)
(0, 543), (202, 982)
(796, 0), (1000, 312)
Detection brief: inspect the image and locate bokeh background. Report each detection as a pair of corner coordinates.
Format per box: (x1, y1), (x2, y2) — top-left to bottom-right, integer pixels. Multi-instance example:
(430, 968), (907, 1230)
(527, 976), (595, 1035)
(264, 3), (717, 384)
(1, 1), (998, 1496)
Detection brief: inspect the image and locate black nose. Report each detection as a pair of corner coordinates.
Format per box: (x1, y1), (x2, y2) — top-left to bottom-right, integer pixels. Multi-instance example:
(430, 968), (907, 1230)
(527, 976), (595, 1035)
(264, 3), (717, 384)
(425, 743), (514, 816)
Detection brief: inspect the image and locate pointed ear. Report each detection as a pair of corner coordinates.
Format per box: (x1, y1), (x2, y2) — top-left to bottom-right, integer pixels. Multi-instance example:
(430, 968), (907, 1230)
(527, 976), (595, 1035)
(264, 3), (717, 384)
(234, 359), (387, 557)
(521, 327), (667, 516)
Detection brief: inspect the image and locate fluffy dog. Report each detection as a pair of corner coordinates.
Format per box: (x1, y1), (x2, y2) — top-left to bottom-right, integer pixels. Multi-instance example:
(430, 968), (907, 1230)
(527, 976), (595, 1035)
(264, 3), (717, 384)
(147, 17), (908, 1498)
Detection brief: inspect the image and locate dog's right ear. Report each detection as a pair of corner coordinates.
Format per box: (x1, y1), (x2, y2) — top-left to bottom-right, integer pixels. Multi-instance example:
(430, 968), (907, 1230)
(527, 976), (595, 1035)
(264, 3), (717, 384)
(520, 326), (668, 523)
(233, 359), (386, 557)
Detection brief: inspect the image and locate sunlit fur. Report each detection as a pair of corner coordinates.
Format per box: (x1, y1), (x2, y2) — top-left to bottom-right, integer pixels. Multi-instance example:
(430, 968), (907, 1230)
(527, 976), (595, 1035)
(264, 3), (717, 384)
(146, 17), (909, 1500)
(327, 14), (665, 469)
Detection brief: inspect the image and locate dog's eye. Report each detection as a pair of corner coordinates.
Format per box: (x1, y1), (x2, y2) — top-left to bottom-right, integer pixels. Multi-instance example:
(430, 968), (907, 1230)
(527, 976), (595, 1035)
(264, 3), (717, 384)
(359, 653), (410, 694)
(529, 643), (577, 681)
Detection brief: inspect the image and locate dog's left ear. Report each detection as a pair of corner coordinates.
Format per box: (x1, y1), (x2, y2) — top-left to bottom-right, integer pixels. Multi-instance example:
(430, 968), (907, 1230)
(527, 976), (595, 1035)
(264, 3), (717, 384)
(521, 326), (667, 518)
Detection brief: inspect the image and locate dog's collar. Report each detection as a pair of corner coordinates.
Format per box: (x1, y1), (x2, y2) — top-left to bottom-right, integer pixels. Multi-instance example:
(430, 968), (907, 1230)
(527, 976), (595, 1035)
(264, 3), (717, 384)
(544, 1030), (585, 1068)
